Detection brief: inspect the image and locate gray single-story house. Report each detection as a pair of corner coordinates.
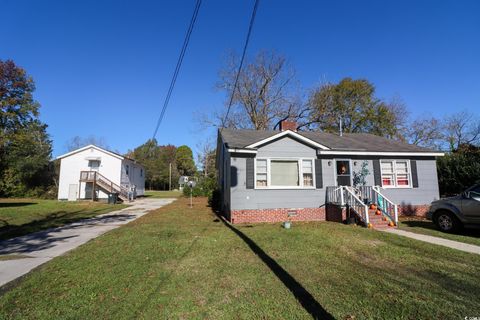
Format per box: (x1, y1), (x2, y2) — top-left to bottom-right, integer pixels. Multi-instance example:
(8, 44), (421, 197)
(216, 121), (444, 226)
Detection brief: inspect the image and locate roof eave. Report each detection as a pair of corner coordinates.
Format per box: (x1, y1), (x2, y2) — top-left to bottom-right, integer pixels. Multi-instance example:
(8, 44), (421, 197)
(245, 130), (330, 150)
(56, 145), (125, 160)
(317, 150), (445, 157)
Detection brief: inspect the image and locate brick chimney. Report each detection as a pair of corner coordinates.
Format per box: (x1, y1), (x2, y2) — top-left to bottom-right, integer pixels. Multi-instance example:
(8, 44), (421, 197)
(279, 120), (297, 132)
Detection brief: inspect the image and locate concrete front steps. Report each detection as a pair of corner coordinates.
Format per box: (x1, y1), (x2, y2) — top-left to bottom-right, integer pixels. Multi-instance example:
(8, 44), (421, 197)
(368, 208), (396, 230)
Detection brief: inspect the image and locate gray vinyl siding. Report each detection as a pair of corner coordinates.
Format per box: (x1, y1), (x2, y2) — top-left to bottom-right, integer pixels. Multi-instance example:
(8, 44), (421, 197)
(380, 159), (440, 205)
(322, 157), (439, 205)
(230, 137), (332, 210)
(217, 140), (232, 213)
(227, 135), (440, 210)
(256, 136), (316, 158)
(224, 150), (231, 211)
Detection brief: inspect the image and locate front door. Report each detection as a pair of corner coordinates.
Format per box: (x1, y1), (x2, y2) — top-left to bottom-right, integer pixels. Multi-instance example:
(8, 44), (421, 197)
(68, 184), (78, 201)
(336, 160), (351, 186)
(462, 185), (480, 220)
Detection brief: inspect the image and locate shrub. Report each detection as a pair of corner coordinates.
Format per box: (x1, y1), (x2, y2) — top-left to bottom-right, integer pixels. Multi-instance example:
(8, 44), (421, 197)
(182, 175), (218, 199)
(437, 145), (480, 196)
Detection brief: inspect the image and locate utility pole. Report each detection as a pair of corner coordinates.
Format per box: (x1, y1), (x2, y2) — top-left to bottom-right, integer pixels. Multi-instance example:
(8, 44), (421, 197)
(169, 163), (172, 191)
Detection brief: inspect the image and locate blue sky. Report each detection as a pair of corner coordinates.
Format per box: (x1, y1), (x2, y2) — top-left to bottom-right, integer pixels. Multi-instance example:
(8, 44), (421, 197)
(1, 0), (479, 158)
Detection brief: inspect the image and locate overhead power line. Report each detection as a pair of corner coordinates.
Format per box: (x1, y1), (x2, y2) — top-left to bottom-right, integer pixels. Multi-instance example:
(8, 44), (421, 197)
(221, 0), (260, 127)
(152, 0), (202, 140)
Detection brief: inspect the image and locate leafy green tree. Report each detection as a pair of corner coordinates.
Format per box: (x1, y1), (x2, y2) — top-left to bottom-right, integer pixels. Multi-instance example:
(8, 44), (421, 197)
(437, 144), (480, 196)
(175, 145), (196, 176)
(128, 140), (175, 190)
(0, 60), (53, 197)
(307, 78), (406, 138)
(158, 145), (179, 190)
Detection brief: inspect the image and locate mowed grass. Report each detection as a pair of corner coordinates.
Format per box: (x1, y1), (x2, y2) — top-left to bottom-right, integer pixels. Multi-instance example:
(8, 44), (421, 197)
(144, 190), (181, 198)
(399, 216), (480, 246)
(0, 199), (127, 240)
(0, 197), (479, 319)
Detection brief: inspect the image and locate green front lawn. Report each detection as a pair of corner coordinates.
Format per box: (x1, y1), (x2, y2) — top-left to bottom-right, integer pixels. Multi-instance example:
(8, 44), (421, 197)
(1, 197), (479, 319)
(0, 199), (128, 241)
(144, 190), (181, 198)
(399, 217), (480, 247)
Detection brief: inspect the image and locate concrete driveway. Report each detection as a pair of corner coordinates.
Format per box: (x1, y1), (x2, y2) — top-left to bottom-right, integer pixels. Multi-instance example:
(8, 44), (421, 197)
(0, 198), (176, 288)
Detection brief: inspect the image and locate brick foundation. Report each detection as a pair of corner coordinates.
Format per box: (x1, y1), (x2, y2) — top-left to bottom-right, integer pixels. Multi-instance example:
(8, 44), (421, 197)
(228, 204), (430, 224)
(230, 207), (326, 224)
(398, 204), (430, 217)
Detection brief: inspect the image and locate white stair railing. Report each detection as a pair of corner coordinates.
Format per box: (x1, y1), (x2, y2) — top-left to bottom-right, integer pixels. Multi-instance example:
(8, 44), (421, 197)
(326, 186), (343, 205)
(343, 186), (370, 226)
(326, 186), (369, 226)
(371, 186), (398, 225)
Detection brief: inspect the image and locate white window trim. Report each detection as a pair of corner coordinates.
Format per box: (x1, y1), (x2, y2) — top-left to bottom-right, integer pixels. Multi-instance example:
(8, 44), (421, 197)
(254, 157), (316, 190)
(333, 159), (353, 187)
(380, 159), (413, 189)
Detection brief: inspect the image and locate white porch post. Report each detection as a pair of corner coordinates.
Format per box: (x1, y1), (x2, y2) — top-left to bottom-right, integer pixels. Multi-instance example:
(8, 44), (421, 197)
(394, 205), (398, 225)
(364, 205), (369, 225)
(340, 186), (345, 206)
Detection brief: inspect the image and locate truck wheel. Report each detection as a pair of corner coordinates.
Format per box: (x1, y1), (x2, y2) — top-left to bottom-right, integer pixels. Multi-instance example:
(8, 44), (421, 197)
(434, 210), (461, 233)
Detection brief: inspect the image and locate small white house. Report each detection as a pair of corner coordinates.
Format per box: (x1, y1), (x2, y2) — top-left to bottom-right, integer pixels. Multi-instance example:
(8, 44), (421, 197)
(57, 145), (145, 201)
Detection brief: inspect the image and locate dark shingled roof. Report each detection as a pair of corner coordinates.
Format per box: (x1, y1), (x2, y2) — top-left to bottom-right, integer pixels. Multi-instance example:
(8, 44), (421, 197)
(219, 128), (436, 153)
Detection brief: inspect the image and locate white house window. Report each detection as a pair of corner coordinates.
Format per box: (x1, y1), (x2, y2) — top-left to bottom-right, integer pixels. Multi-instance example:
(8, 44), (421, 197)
(395, 161), (410, 186)
(381, 160), (411, 188)
(126, 165), (130, 176)
(255, 158), (315, 188)
(140, 169), (143, 177)
(302, 160), (313, 187)
(256, 159), (267, 187)
(271, 160), (299, 186)
(88, 160), (100, 171)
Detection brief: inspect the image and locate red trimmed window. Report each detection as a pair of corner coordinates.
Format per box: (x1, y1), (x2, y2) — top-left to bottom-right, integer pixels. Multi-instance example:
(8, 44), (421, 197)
(380, 160), (411, 188)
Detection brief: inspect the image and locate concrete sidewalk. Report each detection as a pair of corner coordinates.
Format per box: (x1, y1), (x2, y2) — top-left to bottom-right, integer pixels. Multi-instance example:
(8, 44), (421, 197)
(0, 198), (175, 288)
(383, 228), (480, 255)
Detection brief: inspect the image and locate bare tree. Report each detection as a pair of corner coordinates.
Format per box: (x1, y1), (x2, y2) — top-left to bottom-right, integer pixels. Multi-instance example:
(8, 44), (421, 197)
(210, 50), (303, 130)
(442, 110), (480, 151)
(403, 116), (443, 149)
(385, 95), (410, 139)
(64, 135), (110, 152)
(196, 137), (216, 177)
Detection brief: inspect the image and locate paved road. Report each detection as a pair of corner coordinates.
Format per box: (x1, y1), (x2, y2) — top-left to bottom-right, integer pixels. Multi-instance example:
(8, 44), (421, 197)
(383, 228), (480, 255)
(0, 198), (176, 288)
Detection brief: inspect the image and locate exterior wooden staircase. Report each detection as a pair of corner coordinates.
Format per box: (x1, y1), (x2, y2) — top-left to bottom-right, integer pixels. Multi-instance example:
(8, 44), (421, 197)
(326, 185), (398, 229)
(79, 171), (129, 201)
